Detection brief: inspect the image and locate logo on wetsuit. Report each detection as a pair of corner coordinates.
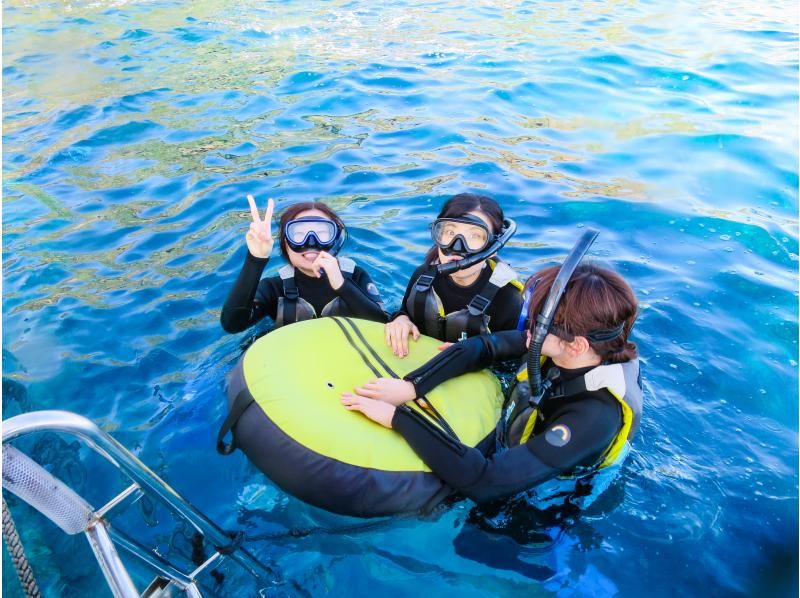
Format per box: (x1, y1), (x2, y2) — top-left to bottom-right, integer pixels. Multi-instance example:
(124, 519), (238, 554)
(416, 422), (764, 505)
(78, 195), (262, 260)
(545, 424), (571, 447)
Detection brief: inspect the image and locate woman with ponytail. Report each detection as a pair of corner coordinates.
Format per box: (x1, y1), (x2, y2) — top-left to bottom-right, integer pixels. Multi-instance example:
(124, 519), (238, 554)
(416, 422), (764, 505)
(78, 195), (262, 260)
(340, 261), (643, 506)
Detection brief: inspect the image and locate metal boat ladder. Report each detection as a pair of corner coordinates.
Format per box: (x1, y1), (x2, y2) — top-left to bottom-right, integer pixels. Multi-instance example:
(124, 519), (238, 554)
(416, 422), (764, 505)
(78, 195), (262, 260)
(2, 410), (272, 597)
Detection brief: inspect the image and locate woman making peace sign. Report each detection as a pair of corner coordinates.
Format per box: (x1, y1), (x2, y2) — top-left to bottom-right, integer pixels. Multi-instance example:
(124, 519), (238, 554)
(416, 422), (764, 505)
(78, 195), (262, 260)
(221, 195), (387, 334)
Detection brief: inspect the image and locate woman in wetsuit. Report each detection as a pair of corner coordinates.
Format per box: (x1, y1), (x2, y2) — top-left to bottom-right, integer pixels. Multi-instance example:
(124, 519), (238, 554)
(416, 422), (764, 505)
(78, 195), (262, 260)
(221, 195), (387, 334)
(386, 193), (523, 357)
(342, 252), (643, 505)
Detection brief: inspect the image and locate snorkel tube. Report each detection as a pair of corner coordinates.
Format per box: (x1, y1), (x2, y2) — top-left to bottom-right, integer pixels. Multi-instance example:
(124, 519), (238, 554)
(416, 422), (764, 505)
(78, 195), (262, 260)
(436, 218), (517, 276)
(527, 229), (599, 402)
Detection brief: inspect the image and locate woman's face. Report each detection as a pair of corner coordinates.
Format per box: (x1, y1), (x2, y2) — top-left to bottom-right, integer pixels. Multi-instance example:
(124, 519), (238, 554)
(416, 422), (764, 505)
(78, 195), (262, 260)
(541, 332), (564, 358)
(285, 208), (335, 270)
(438, 210), (495, 282)
(527, 330), (567, 359)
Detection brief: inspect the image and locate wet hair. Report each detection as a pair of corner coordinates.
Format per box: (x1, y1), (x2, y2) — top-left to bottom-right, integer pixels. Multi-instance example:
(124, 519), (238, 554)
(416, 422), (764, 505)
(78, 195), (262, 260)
(278, 201), (345, 257)
(424, 193), (505, 264)
(524, 263), (638, 364)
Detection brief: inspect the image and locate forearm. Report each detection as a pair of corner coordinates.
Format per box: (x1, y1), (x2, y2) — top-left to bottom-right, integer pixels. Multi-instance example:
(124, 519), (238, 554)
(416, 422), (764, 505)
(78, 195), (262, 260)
(220, 252), (269, 333)
(392, 406), (557, 503)
(336, 279), (388, 323)
(405, 330), (527, 396)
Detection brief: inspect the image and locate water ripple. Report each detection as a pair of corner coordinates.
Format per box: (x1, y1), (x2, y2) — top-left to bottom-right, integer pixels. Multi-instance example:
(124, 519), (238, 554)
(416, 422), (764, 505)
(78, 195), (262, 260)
(2, 0), (797, 596)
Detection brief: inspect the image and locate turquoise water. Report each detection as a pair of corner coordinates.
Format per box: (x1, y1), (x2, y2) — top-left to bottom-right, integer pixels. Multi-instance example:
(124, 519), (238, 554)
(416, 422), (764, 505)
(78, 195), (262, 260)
(3, 0), (798, 595)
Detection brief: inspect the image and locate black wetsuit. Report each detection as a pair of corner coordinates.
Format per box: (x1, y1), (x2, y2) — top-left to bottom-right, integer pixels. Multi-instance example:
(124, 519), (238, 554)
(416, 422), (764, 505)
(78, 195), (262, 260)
(393, 263), (523, 337)
(392, 330), (622, 504)
(221, 252), (387, 333)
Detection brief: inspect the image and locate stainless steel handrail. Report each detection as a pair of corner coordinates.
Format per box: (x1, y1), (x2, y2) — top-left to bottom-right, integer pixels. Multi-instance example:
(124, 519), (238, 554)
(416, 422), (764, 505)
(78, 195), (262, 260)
(3, 410), (272, 592)
(86, 521), (139, 598)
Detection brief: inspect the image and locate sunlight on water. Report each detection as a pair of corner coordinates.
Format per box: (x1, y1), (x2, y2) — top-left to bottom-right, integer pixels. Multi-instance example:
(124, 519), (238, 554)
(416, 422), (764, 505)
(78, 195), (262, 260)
(3, 0), (797, 596)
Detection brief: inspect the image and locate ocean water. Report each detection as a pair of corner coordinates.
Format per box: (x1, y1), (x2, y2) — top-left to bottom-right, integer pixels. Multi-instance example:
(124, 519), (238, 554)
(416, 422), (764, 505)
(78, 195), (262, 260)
(2, 1), (798, 596)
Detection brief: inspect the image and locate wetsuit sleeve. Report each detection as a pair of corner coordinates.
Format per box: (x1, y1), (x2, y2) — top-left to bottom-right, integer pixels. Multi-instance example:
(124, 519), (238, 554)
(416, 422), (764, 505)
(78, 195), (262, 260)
(391, 397), (620, 504)
(335, 267), (388, 323)
(390, 264), (427, 321)
(490, 284), (525, 332)
(220, 252), (278, 333)
(405, 330), (527, 396)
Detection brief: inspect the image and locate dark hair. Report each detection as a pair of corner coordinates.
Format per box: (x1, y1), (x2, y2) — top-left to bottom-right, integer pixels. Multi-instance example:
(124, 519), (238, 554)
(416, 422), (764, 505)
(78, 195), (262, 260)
(278, 201), (345, 257)
(424, 193), (505, 264)
(524, 263), (638, 364)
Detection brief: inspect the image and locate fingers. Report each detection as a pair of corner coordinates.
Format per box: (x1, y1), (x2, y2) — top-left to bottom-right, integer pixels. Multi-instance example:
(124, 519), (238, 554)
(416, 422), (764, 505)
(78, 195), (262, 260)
(246, 226), (259, 244)
(247, 195), (260, 225)
(386, 322), (413, 357)
(384, 323), (393, 347)
(355, 380), (383, 399)
(341, 392), (369, 408)
(248, 221), (262, 239)
(315, 254), (332, 270)
(437, 342), (453, 351)
(399, 329), (409, 357)
(390, 327), (401, 356)
(385, 322), (401, 356)
(341, 393), (363, 412)
(317, 252), (338, 269)
(310, 254), (323, 277)
(355, 386), (380, 399)
(264, 197), (274, 224)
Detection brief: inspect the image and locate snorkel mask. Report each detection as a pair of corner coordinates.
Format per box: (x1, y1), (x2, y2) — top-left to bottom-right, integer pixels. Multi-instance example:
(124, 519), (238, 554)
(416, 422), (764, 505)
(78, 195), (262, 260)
(283, 217), (346, 256)
(526, 229), (599, 403)
(433, 217), (517, 275)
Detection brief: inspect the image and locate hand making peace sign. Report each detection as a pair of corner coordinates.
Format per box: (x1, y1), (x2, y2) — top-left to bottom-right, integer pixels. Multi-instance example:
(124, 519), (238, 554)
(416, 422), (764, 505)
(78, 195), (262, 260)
(246, 194), (275, 259)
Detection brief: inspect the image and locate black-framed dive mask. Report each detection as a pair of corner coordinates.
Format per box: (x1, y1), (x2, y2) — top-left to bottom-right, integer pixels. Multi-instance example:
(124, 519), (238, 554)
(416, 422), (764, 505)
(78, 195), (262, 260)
(283, 217), (345, 255)
(431, 215), (495, 257)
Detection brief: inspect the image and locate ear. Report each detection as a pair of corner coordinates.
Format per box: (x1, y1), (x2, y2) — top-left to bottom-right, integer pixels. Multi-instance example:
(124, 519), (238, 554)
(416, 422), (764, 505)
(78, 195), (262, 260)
(568, 335), (591, 357)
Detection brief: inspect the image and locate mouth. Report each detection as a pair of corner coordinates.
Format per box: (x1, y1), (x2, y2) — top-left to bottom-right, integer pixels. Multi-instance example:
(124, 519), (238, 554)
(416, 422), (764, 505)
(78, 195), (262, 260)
(302, 251), (320, 261)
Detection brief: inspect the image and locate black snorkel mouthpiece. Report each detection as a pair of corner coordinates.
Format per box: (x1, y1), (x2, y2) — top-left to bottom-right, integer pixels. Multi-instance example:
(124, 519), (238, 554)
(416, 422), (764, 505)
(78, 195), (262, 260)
(527, 229), (599, 403)
(437, 218), (517, 276)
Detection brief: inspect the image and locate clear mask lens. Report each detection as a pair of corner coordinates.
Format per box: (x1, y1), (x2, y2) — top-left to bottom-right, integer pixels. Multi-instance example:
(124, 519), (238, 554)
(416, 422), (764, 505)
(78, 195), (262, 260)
(286, 219), (337, 245)
(432, 219), (490, 252)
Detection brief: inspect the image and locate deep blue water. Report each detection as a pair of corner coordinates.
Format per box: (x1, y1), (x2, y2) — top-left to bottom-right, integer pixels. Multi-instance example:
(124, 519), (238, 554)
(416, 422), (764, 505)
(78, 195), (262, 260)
(2, 1), (798, 596)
